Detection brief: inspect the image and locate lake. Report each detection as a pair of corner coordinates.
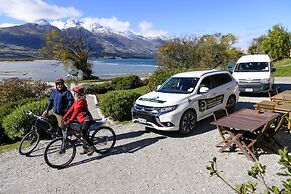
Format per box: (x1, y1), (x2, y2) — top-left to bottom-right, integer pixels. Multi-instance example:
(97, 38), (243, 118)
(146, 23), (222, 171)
(0, 58), (157, 81)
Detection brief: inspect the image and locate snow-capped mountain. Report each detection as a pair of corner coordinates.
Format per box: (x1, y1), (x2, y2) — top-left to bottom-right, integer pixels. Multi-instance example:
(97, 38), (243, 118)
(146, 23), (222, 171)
(33, 19), (51, 26)
(0, 19), (166, 59)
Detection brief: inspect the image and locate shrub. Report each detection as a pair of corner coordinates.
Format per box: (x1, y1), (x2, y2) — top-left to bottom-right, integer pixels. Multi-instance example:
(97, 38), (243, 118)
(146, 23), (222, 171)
(0, 78), (52, 105)
(86, 81), (113, 94)
(99, 90), (141, 121)
(147, 68), (188, 91)
(0, 98), (41, 142)
(111, 75), (143, 90)
(2, 99), (48, 140)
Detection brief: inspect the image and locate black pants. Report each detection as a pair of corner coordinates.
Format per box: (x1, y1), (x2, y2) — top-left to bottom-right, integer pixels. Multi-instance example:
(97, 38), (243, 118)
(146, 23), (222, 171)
(81, 120), (93, 148)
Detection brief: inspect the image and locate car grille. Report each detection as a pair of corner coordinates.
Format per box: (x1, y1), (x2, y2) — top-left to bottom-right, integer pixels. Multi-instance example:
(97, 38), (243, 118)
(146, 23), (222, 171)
(239, 79), (261, 84)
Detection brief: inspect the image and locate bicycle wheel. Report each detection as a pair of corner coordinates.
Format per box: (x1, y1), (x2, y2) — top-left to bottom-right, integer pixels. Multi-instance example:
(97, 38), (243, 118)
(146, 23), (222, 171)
(19, 131), (40, 155)
(91, 126), (116, 154)
(44, 137), (76, 169)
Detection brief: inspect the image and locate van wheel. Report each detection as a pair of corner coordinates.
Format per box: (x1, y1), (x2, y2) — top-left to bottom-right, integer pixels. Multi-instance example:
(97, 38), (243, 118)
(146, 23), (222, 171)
(179, 110), (196, 134)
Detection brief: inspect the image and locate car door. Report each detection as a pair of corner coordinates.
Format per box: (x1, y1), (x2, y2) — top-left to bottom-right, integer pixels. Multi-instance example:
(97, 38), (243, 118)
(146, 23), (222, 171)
(196, 75), (214, 118)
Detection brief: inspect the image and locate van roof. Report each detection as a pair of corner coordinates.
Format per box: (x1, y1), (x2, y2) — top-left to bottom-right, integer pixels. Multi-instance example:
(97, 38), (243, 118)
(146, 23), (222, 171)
(237, 54), (271, 63)
(172, 69), (225, 78)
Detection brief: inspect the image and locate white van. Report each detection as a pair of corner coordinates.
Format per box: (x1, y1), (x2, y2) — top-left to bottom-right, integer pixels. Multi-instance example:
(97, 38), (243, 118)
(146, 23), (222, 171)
(232, 54), (276, 93)
(132, 70), (239, 134)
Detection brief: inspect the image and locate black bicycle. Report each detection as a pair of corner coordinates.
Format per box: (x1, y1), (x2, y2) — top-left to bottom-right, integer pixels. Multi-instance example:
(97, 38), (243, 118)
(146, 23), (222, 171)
(44, 120), (116, 169)
(18, 110), (59, 155)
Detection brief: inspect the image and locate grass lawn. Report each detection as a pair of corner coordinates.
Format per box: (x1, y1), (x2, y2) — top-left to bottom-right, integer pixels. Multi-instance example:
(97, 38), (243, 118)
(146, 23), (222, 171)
(0, 141), (20, 153)
(273, 59), (291, 77)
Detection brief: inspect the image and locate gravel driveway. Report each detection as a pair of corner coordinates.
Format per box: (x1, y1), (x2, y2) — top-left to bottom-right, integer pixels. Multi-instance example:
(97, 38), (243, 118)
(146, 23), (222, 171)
(1, 78), (291, 194)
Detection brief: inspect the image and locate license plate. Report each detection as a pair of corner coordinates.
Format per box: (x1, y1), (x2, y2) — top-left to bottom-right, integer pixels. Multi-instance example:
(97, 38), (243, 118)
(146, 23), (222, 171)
(138, 118), (147, 124)
(245, 88), (253, 92)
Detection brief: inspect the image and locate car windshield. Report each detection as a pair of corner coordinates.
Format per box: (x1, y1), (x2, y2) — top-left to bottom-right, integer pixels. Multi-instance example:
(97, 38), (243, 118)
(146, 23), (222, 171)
(157, 77), (199, 94)
(235, 62), (269, 72)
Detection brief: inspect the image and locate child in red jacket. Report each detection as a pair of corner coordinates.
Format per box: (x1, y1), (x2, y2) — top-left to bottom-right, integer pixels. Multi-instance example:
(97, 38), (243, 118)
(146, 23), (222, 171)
(62, 85), (95, 156)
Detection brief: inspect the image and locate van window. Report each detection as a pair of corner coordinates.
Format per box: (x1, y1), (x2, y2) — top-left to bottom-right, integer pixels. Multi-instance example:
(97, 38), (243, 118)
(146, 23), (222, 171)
(157, 77), (199, 94)
(235, 62), (269, 72)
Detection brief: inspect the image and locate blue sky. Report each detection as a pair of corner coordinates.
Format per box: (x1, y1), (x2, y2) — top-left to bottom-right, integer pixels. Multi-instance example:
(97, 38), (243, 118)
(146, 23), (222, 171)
(0, 0), (290, 49)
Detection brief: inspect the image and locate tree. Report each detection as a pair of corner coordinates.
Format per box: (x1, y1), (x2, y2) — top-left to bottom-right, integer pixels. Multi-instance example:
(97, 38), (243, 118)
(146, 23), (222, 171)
(261, 24), (290, 61)
(248, 35), (266, 54)
(41, 28), (93, 80)
(156, 33), (241, 69)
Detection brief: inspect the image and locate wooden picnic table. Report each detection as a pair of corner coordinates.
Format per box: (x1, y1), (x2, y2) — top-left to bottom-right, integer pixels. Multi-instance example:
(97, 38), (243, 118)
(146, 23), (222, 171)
(271, 90), (291, 102)
(255, 100), (291, 129)
(211, 109), (280, 161)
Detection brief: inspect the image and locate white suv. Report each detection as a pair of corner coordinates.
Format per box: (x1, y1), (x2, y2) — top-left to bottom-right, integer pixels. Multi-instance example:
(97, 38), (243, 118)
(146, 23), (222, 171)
(132, 70), (239, 134)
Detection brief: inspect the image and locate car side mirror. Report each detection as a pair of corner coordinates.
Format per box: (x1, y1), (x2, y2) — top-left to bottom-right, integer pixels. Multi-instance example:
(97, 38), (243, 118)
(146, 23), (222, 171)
(271, 67), (276, 72)
(199, 86), (209, 94)
(157, 85), (161, 90)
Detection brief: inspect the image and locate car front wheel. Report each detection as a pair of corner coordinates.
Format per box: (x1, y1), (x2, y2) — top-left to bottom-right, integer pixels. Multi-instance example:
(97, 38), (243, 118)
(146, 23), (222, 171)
(179, 110), (196, 135)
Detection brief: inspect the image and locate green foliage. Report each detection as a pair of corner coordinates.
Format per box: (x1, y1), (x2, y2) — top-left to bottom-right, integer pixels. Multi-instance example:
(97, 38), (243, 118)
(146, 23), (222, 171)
(248, 24), (291, 61)
(206, 147), (291, 194)
(262, 25), (291, 61)
(147, 68), (191, 91)
(248, 35), (266, 55)
(0, 78), (51, 106)
(157, 34), (243, 70)
(0, 98), (40, 143)
(2, 99), (48, 140)
(86, 81), (113, 94)
(99, 90), (141, 121)
(111, 75), (143, 90)
(86, 75), (143, 94)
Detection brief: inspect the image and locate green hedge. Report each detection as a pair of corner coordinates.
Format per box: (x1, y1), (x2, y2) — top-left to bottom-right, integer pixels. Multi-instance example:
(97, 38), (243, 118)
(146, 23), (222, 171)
(99, 90), (141, 121)
(86, 75), (143, 94)
(2, 99), (48, 140)
(0, 98), (40, 142)
(86, 81), (113, 94)
(111, 75), (143, 90)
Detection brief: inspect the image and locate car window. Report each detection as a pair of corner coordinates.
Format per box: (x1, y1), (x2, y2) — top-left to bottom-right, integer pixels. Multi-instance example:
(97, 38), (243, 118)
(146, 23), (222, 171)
(211, 73), (232, 88)
(199, 76), (212, 89)
(157, 77), (199, 94)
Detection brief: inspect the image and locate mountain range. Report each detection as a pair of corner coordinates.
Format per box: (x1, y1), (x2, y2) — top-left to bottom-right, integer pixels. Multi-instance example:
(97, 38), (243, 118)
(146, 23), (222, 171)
(0, 19), (166, 59)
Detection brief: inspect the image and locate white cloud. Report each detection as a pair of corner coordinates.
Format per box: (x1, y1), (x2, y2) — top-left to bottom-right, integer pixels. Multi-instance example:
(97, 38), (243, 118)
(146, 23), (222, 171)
(50, 20), (66, 29)
(0, 23), (19, 28)
(0, 0), (82, 22)
(82, 17), (130, 32)
(139, 21), (167, 37)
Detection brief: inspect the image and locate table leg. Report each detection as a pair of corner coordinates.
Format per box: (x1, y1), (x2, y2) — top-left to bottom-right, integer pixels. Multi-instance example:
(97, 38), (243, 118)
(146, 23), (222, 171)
(219, 133), (255, 162)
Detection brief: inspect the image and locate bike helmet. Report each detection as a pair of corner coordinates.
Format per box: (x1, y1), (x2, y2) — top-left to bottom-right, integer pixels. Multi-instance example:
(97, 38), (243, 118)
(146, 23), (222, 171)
(72, 85), (85, 94)
(55, 77), (64, 84)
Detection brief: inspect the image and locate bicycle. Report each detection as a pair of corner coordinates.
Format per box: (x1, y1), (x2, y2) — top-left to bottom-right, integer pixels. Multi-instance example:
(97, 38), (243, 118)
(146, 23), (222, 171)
(18, 110), (60, 155)
(44, 120), (116, 169)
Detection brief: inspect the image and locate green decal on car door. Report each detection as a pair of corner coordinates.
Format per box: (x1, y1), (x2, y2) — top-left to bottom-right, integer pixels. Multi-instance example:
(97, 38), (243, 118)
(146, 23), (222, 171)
(198, 94), (224, 112)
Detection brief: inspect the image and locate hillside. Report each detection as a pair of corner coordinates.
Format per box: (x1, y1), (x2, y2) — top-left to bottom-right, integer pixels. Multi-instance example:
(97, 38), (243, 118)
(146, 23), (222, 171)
(0, 19), (165, 59)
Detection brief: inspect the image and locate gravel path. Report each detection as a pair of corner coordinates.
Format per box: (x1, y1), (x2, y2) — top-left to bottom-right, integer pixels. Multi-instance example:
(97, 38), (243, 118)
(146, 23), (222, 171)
(1, 78), (291, 194)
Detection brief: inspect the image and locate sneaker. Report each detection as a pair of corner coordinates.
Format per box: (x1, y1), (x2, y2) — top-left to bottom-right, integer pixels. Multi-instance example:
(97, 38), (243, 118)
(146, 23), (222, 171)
(80, 148), (90, 155)
(87, 146), (96, 156)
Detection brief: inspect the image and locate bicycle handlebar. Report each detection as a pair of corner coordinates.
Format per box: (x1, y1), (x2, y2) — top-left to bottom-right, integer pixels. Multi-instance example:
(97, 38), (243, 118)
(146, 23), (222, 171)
(25, 110), (47, 122)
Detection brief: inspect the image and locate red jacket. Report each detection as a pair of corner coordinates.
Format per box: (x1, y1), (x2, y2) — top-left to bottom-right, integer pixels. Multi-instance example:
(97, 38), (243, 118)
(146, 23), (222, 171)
(63, 98), (93, 124)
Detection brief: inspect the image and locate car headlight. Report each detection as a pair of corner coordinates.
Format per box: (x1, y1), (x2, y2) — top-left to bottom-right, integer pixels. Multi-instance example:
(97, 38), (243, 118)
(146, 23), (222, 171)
(158, 105), (178, 114)
(260, 78), (270, 84)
